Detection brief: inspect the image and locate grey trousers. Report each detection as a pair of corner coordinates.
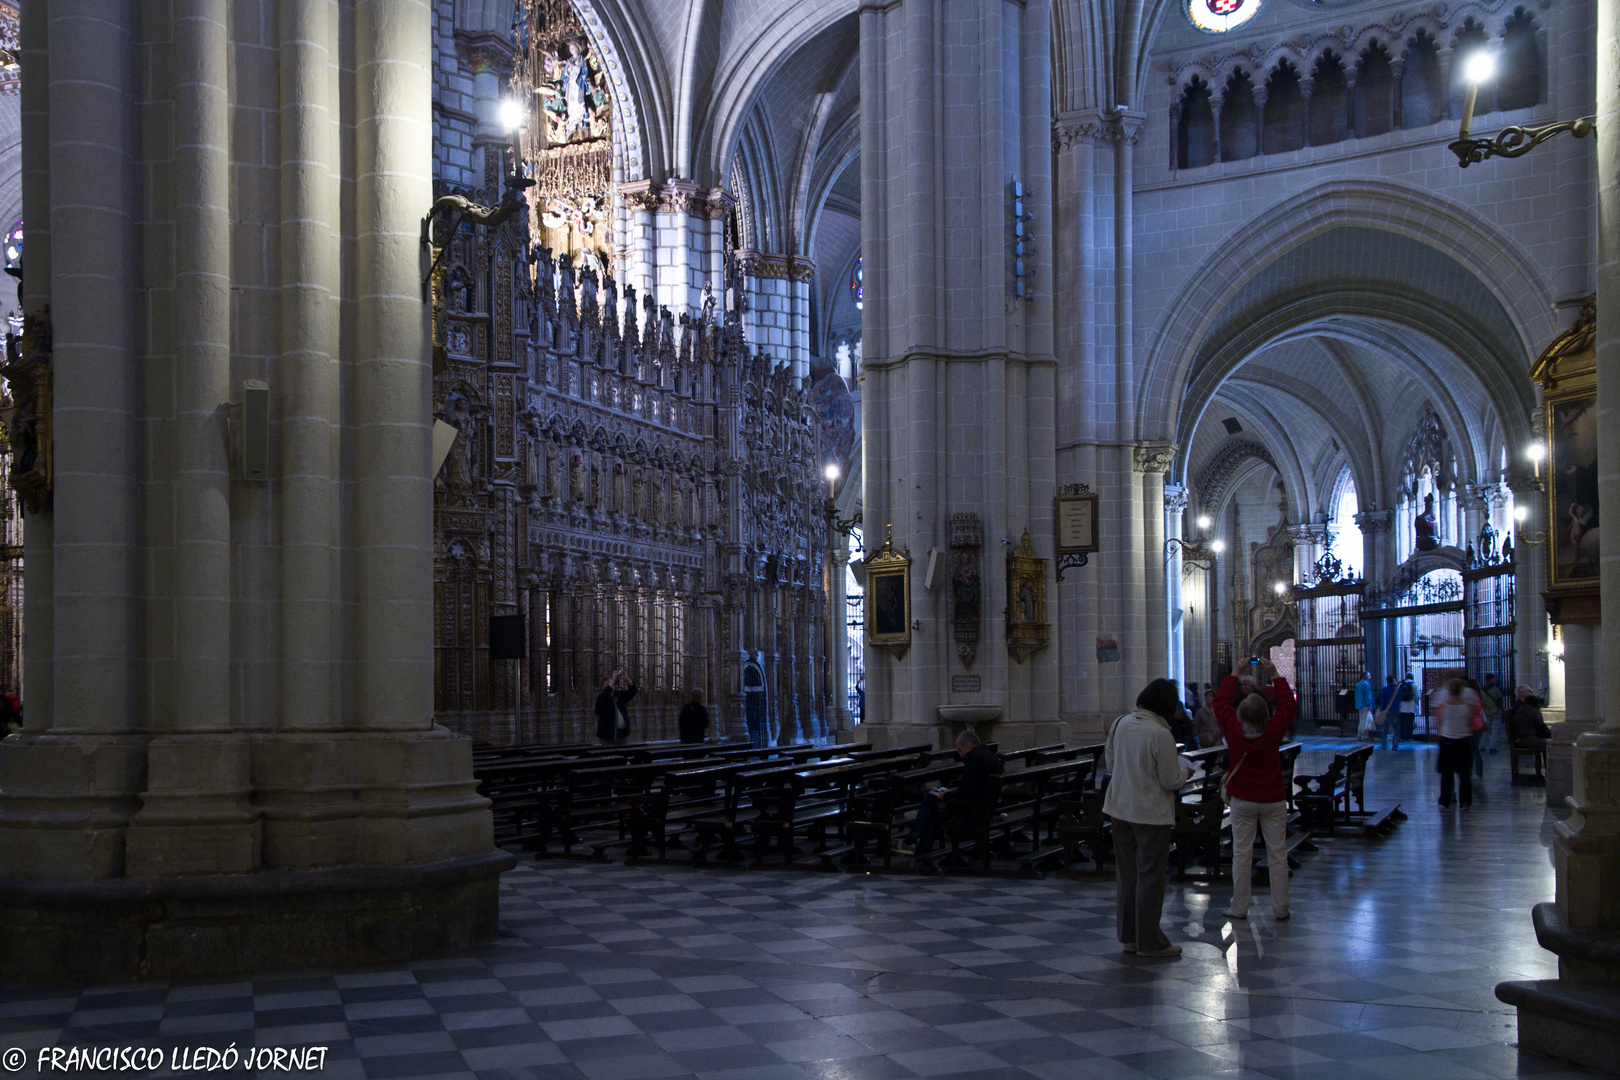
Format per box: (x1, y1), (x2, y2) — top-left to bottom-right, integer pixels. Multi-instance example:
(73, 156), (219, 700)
(1113, 818), (1173, 951)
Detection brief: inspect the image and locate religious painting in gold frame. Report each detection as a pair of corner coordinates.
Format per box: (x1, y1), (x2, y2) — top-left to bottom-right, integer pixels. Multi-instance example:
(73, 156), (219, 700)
(1531, 296), (1598, 621)
(865, 526), (912, 652)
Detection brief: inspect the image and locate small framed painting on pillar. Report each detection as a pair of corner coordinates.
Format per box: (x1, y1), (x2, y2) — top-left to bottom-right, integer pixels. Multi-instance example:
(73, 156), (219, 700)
(865, 526), (912, 657)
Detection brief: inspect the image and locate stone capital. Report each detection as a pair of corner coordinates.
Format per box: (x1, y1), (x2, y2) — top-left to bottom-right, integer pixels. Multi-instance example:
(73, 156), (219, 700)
(1133, 443), (1176, 475)
(738, 250), (815, 283)
(1164, 483), (1189, 512)
(1288, 523), (1329, 544)
(1355, 509), (1395, 534)
(620, 179), (663, 213)
(1506, 463), (1543, 495)
(1053, 109), (1146, 150)
(454, 31), (518, 77)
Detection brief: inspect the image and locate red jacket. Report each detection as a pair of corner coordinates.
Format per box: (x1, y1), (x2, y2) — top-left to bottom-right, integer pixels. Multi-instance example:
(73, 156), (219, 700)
(1215, 674), (1296, 804)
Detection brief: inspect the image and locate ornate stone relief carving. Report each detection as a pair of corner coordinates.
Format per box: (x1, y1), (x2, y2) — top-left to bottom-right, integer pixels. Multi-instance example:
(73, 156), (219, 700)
(950, 513), (982, 668)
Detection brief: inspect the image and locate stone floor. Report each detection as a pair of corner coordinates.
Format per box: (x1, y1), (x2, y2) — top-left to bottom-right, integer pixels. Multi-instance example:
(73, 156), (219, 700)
(0, 739), (1602, 1080)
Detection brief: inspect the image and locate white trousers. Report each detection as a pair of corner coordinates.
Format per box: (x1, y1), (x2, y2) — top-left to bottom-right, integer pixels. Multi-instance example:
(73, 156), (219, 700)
(1228, 797), (1290, 916)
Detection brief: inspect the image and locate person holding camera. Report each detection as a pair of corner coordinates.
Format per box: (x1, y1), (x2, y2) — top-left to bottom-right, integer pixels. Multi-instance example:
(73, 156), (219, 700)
(1216, 656), (1297, 920)
(593, 668), (638, 743)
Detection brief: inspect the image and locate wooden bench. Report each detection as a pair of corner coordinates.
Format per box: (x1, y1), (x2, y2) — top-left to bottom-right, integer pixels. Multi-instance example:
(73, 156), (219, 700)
(1511, 742), (1548, 786)
(1294, 743), (1402, 835)
(1053, 789), (1111, 874)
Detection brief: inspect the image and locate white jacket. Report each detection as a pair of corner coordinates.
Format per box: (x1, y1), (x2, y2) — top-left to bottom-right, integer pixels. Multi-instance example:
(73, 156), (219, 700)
(1102, 709), (1186, 826)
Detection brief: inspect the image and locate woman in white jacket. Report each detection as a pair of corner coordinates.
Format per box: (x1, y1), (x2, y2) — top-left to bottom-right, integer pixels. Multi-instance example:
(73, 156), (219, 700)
(1103, 678), (1195, 959)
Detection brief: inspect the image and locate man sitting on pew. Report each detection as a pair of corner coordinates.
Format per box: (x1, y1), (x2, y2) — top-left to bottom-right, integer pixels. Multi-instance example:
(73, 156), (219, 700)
(1505, 685), (1551, 749)
(894, 731), (1002, 858)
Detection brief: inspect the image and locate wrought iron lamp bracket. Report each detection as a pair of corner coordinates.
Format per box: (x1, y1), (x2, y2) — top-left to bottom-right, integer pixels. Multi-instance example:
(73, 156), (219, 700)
(420, 173), (537, 300)
(1450, 115), (1595, 167)
(1164, 536), (1215, 573)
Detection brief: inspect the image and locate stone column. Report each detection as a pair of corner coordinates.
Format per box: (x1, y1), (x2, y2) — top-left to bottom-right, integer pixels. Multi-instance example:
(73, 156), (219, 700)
(1138, 448), (1172, 683)
(17, 0), (50, 728)
(828, 533), (851, 730)
(1356, 509), (1395, 679)
(2, 0), (146, 884)
(1510, 470), (1550, 697)
(0, 0), (508, 983)
(1287, 523), (1324, 584)
(1165, 484), (1188, 686)
(277, 0), (340, 731)
(860, 0), (1057, 751)
(123, 0), (256, 877)
(1595, 0), (1620, 735)
(355, 0), (435, 731)
(620, 180), (660, 301)
(1496, 2), (1620, 1064)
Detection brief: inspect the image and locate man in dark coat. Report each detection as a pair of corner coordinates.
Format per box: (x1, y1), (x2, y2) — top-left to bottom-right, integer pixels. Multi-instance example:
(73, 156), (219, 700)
(1505, 685), (1551, 748)
(897, 731), (1002, 857)
(594, 669), (637, 742)
(677, 692), (709, 743)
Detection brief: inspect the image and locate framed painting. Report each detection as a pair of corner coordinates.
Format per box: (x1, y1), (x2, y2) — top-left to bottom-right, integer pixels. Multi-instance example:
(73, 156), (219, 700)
(864, 527), (912, 648)
(1548, 389), (1598, 586)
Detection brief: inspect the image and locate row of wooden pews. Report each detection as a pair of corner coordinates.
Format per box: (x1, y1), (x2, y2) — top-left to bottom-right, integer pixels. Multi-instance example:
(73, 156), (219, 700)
(471, 735), (1402, 878)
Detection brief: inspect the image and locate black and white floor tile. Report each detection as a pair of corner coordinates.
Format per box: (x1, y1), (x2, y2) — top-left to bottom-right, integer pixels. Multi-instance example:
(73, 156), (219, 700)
(0, 741), (1597, 1079)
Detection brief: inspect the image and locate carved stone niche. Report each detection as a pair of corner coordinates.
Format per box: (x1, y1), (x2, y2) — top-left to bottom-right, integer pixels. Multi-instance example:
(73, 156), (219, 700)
(950, 513), (982, 667)
(1005, 531), (1050, 664)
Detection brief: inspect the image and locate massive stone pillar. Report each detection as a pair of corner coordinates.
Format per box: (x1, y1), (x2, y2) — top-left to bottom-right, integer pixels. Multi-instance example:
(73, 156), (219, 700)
(1497, 0), (1620, 1064)
(859, 0), (1057, 751)
(0, 0), (508, 982)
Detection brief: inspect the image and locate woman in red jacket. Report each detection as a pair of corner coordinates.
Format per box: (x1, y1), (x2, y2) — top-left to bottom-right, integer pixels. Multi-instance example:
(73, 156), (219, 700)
(1214, 657), (1297, 921)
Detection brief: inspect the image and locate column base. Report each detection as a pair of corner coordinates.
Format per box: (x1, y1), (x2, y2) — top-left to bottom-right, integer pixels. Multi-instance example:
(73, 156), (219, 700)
(0, 850), (515, 982)
(1496, 979), (1620, 1072)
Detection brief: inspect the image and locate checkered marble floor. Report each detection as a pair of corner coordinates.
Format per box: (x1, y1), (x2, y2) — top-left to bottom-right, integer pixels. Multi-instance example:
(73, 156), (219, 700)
(0, 740), (1600, 1080)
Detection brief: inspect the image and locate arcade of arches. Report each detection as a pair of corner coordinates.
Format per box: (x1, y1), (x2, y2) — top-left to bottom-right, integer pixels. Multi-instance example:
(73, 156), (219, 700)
(0, 0), (1619, 1070)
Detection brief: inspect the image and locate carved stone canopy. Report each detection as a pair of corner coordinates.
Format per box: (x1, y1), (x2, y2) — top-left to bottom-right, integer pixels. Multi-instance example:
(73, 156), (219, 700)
(1005, 531), (1050, 664)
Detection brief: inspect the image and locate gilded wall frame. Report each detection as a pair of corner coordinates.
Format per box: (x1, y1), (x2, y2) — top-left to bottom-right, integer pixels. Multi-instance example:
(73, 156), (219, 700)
(865, 527), (912, 651)
(1531, 296), (1598, 621)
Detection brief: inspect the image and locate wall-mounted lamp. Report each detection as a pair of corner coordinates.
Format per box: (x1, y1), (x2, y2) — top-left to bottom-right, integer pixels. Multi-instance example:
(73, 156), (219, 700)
(1167, 514), (1220, 572)
(1525, 441), (1546, 484)
(1449, 49), (1594, 166)
(498, 98), (526, 134)
(419, 99), (536, 301)
(1514, 504), (1547, 547)
(822, 463), (861, 535)
(1272, 580), (1288, 597)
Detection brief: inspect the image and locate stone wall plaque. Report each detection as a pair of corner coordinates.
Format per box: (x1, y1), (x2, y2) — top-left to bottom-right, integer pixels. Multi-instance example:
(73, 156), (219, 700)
(951, 675), (981, 693)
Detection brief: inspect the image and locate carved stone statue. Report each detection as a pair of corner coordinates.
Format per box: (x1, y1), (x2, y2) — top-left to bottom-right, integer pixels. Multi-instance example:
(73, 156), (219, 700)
(1415, 492), (1438, 551)
(439, 389), (474, 493)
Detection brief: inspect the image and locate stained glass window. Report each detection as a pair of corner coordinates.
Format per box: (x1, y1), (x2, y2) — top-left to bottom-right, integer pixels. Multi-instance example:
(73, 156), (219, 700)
(850, 256), (862, 311)
(3, 221), (20, 270)
(1187, 0), (1260, 33)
